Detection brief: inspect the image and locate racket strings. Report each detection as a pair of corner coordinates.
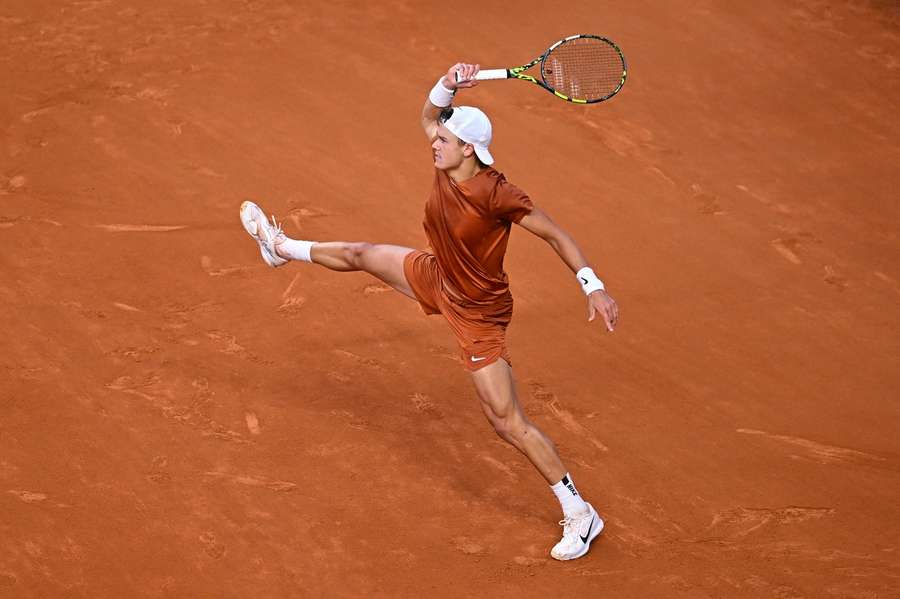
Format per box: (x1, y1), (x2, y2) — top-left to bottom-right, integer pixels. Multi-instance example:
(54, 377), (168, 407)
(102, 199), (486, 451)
(543, 38), (624, 101)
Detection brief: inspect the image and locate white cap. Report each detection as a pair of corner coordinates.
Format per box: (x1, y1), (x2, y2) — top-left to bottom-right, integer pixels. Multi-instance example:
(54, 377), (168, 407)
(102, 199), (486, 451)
(442, 106), (494, 165)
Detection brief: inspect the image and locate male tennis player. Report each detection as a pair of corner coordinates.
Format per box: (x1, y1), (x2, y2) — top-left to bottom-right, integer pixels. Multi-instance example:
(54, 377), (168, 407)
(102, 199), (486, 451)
(239, 62), (618, 561)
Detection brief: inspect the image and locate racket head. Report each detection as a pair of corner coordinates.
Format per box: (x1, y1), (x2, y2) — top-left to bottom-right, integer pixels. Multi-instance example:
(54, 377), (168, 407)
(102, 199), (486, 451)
(539, 34), (627, 104)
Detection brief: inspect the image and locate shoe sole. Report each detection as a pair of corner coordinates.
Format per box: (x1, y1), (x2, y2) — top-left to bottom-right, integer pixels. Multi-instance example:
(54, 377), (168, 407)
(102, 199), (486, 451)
(239, 200), (286, 267)
(240, 201), (262, 238)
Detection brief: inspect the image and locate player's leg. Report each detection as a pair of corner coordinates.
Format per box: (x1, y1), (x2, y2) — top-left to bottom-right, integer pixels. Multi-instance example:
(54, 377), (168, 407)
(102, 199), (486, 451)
(469, 358), (565, 483)
(302, 242), (416, 299)
(470, 358), (604, 561)
(240, 200), (416, 299)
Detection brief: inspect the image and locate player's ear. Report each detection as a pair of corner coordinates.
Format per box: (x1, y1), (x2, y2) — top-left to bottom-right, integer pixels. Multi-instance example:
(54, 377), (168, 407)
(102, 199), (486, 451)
(464, 143), (475, 158)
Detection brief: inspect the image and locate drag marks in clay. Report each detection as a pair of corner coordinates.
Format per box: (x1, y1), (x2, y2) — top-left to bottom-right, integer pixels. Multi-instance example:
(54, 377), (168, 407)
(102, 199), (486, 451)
(5, 174), (27, 190)
(193, 166), (225, 179)
(823, 265), (848, 291)
(332, 348), (385, 372)
(770, 238), (804, 265)
(616, 495), (684, 542)
(696, 506), (835, 542)
(512, 555), (549, 567)
(278, 273), (306, 315)
(737, 429), (884, 465)
(244, 412), (261, 435)
(428, 345), (462, 364)
(691, 183), (724, 216)
(479, 455), (517, 479)
(792, 0), (900, 70)
(105, 375), (248, 442)
(409, 393), (442, 419)
(111, 301), (142, 312)
(767, 229), (852, 295)
(646, 165), (676, 187)
(206, 330), (247, 355)
(199, 255), (251, 277)
(731, 184), (861, 294)
(146, 455), (171, 485)
(109, 344), (158, 363)
(198, 531), (225, 559)
(577, 115), (661, 159)
(5, 490), (70, 509)
(203, 471), (296, 493)
(273, 205), (332, 235)
(205, 330), (271, 365)
(736, 184), (792, 215)
(7, 490), (48, 504)
(451, 536), (485, 556)
(856, 44), (900, 70)
(329, 409), (371, 432)
(20, 107), (56, 124)
(789, 1), (852, 37)
(0, 215), (64, 229)
(95, 224), (187, 232)
(873, 271), (900, 297)
(529, 381), (609, 452)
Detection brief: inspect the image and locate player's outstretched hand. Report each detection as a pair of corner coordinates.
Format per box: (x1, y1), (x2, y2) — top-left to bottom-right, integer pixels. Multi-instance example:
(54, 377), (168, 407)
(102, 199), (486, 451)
(443, 63), (480, 91)
(588, 290), (618, 332)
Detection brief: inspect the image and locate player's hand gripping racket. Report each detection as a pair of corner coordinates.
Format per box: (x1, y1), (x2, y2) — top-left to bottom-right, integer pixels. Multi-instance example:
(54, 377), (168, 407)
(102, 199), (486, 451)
(457, 34), (627, 104)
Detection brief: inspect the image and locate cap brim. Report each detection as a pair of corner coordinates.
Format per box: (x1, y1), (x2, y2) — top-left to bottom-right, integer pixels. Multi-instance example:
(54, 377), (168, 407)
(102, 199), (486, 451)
(474, 145), (494, 165)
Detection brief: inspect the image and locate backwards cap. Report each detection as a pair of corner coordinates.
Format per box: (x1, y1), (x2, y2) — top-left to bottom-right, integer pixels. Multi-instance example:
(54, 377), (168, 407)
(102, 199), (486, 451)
(442, 106), (494, 165)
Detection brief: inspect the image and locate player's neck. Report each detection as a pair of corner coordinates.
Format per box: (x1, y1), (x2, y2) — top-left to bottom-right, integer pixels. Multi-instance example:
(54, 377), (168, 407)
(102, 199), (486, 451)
(446, 159), (485, 184)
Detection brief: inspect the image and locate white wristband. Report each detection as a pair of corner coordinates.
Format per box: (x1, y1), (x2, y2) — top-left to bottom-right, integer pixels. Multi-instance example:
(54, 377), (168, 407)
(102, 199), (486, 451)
(428, 77), (456, 107)
(576, 267), (605, 295)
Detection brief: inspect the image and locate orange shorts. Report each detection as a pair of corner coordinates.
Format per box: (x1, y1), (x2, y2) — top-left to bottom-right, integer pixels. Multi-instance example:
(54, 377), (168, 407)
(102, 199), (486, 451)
(403, 250), (512, 371)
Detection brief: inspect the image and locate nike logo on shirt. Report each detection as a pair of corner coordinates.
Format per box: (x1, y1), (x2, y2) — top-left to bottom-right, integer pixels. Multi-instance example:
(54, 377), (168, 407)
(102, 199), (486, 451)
(470, 355), (487, 362)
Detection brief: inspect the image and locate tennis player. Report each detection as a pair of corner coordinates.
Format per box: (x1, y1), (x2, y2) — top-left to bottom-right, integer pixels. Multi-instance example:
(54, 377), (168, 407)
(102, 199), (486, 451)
(240, 62), (618, 561)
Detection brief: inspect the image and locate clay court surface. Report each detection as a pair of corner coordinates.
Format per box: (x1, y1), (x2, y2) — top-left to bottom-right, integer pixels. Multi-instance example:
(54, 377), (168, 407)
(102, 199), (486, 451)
(2, 0), (899, 597)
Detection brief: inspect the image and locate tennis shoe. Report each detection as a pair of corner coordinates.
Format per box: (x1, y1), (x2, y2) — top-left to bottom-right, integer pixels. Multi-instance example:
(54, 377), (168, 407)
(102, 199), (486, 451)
(550, 503), (604, 561)
(240, 200), (288, 267)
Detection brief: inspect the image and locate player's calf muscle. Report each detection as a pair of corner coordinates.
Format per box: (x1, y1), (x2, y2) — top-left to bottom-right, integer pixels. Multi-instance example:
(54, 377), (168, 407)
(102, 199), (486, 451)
(309, 241), (371, 271)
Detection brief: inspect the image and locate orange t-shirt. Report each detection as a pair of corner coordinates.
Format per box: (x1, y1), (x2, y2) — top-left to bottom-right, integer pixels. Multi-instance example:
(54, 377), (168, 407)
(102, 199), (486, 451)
(423, 167), (534, 309)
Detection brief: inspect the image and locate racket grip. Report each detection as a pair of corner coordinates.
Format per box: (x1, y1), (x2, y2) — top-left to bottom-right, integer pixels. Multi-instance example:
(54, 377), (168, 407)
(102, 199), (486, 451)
(475, 69), (510, 80)
(455, 68), (509, 82)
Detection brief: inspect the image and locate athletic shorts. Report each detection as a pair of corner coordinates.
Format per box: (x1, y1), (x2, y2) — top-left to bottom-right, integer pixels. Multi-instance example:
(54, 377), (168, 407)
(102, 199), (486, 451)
(403, 250), (512, 372)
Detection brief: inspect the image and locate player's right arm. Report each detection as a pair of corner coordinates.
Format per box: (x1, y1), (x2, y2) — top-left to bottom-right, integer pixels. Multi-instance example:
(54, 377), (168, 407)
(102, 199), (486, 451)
(421, 63), (480, 140)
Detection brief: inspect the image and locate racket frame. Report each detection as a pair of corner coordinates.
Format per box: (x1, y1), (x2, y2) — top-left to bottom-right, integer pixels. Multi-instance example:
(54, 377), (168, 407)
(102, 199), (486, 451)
(470, 34), (627, 104)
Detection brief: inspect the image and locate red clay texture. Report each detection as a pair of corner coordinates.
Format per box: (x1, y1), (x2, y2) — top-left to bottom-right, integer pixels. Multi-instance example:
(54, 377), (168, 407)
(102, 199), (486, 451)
(1, 1), (899, 597)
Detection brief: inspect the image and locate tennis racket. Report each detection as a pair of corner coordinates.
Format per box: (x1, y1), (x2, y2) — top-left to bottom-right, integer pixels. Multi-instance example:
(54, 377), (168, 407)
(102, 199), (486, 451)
(457, 34), (627, 104)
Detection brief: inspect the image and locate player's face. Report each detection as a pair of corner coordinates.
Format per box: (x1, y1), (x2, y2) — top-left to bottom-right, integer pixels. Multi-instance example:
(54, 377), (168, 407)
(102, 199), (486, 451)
(432, 125), (471, 170)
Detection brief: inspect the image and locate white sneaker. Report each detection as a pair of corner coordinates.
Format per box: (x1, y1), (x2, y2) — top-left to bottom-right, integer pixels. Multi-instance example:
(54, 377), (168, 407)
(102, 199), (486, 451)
(239, 200), (288, 267)
(550, 503), (604, 561)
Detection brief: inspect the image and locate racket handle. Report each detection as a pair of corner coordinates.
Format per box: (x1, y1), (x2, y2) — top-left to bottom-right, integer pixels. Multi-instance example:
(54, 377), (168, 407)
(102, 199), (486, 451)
(454, 68), (510, 83)
(475, 69), (510, 80)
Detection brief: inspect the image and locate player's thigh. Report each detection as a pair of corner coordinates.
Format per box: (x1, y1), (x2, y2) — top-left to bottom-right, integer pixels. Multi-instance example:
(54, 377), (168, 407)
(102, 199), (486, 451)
(359, 244), (417, 300)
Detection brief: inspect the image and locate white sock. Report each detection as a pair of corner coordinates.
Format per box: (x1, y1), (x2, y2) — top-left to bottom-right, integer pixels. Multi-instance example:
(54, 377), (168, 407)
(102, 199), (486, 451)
(277, 238), (316, 263)
(551, 473), (589, 518)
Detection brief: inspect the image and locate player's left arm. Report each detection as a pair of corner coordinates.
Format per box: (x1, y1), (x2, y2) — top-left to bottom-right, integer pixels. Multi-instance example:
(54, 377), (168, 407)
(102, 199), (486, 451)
(517, 206), (619, 331)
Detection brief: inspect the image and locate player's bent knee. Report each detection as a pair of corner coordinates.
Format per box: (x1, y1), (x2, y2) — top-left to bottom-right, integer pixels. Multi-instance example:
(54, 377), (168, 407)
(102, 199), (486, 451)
(490, 415), (524, 445)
